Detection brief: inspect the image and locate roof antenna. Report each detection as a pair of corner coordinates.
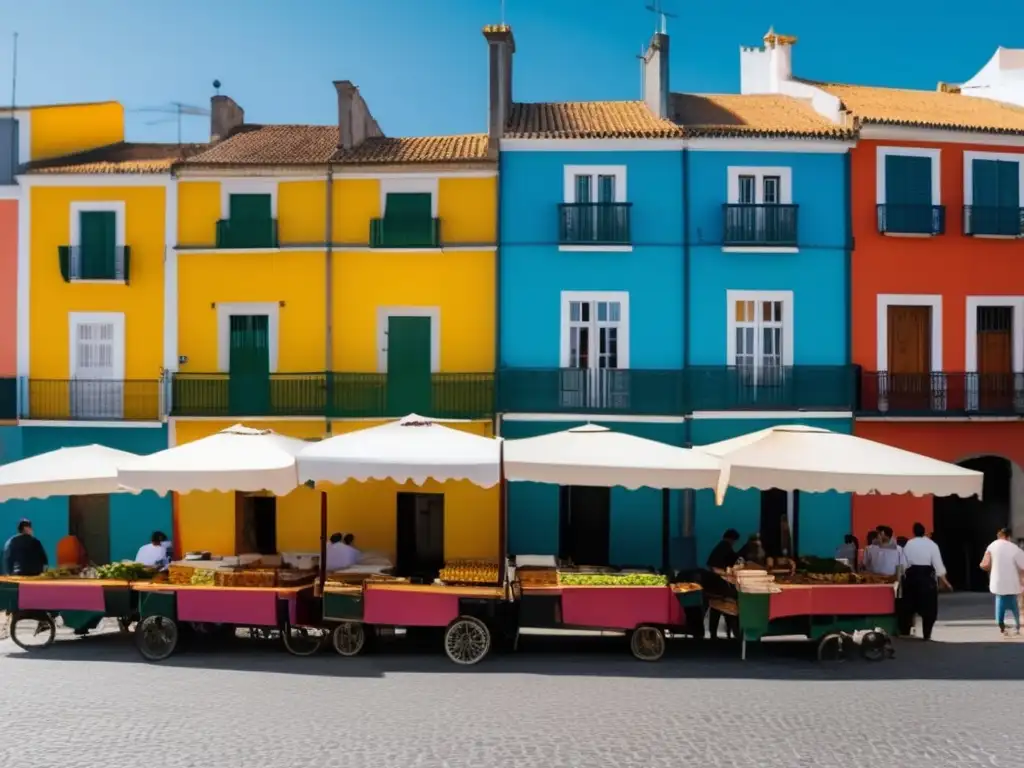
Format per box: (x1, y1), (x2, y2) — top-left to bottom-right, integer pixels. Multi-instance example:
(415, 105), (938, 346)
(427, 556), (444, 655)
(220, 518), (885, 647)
(10, 32), (17, 176)
(500, 0), (506, 25)
(645, 0), (676, 34)
(213, 79), (221, 96)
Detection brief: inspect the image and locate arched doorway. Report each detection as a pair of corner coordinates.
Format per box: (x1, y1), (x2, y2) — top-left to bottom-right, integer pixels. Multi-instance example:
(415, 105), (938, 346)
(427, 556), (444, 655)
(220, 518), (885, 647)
(933, 456), (1012, 592)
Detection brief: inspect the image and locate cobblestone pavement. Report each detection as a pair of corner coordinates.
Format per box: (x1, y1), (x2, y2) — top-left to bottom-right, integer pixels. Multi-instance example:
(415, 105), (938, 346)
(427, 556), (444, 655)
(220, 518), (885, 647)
(1, 594), (1022, 768)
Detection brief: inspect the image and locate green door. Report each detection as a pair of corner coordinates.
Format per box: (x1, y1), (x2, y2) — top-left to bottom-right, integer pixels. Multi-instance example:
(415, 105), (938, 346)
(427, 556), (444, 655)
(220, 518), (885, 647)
(386, 316), (432, 416)
(227, 194), (274, 248)
(383, 193), (433, 247)
(79, 211), (116, 279)
(228, 315), (271, 415)
(885, 155), (932, 233)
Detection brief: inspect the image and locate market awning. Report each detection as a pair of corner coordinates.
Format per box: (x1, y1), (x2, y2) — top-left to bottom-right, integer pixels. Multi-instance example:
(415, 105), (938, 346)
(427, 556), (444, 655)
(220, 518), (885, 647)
(298, 414), (501, 488)
(0, 445), (139, 502)
(698, 424), (983, 498)
(503, 424), (729, 502)
(117, 424), (308, 497)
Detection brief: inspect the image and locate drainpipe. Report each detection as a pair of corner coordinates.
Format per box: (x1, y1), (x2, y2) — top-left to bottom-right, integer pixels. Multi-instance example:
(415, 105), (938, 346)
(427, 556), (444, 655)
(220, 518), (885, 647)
(681, 147), (695, 569)
(843, 149), (854, 411)
(493, 153), (502, 439)
(325, 165), (334, 437)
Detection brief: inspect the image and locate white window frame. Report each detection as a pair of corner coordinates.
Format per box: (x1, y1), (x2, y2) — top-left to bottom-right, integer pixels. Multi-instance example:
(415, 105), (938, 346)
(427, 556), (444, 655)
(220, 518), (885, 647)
(559, 291), (630, 369)
(379, 178), (440, 218)
(725, 290), (794, 368)
(876, 294), (943, 372)
(69, 201), (127, 247)
(376, 306), (441, 373)
(69, 311), (126, 380)
(963, 151), (1024, 212)
(220, 180), (279, 220)
(876, 147), (941, 206)
(726, 167), (792, 204)
(562, 165), (627, 203)
(216, 301), (280, 373)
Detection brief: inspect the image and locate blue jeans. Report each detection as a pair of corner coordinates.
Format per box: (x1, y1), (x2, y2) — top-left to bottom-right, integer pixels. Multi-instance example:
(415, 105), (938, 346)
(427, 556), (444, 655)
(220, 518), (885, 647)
(995, 594), (1021, 630)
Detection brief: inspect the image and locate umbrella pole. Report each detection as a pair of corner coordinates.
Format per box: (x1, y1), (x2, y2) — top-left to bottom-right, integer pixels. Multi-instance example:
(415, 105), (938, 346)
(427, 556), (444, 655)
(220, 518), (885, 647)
(171, 491), (181, 561)
(661, 488), (671, 579)
(318, 490), (328, 594)
(498, 440), (508, 586)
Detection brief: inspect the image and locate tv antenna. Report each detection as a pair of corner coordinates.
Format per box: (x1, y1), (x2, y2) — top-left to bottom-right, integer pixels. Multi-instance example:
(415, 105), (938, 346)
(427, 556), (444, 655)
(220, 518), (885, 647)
(131, 101), (210, 145)
(645, 0), (676, 34)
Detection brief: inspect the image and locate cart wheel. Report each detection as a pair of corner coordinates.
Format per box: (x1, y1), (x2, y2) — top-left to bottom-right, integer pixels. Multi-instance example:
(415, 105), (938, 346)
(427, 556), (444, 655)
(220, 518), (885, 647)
(817, 632), (845, 662)
(136, 616), (179, 662)
(629, 625), (666, 662)
(859, 630), (887, 662)
(331, 622), (366, 657)
(9, 611), (56, 651)
(282, 625), (326, 657)
(444, 616), (491, 665)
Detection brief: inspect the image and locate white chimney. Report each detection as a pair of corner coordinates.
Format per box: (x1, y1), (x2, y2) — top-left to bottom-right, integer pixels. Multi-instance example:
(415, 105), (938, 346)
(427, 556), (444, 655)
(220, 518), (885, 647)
(741, 28), (797, 95)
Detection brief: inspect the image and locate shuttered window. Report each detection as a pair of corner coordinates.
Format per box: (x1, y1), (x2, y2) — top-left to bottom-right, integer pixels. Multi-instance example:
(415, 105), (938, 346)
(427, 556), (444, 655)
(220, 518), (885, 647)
(79, 211), (116, 279)
(885, 155), (932, 205)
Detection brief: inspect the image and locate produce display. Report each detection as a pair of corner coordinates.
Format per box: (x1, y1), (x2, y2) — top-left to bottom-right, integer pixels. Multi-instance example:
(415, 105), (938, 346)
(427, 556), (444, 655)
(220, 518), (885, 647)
(670, 582), (702, 594)
(169, 564), (196, 585)
(190, 569), (215, 586)
(558, 572), (667, 586)
(517, 568), (559, 588)
(213, 569), (277, 588)
(439, 560), (499, 585)
(95, 563), (154, 581)
(37, 568), (81, 580)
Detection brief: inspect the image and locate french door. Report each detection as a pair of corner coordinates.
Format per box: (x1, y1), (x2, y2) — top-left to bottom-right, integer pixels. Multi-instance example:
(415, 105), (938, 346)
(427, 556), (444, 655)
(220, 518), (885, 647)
(70, 318), (124, 419)
(563, 297), (628, 409)
(733, 297), (784, 392)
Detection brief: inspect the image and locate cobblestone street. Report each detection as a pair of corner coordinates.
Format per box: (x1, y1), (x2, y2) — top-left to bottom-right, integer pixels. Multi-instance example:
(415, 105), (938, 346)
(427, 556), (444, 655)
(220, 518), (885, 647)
(1, 594), (1021, 768)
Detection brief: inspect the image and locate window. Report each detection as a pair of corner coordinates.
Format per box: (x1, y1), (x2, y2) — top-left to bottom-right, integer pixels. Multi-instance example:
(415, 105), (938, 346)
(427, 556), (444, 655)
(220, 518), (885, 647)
(965, 153), (1024, 236)
(965, 297), (1024, 413)
(727, 167), (792, 204)
(726, 290), (793, 389)
(762, 176), (780, 204)
(876, 147), (942, 235)
(561, 166), (630, 248)
(560, 291), (630, 410)
(67, 202), (126, 281)
(218, 182), (278, 249)
(68, 312), (126, 420)
(564, 166), (626, 203)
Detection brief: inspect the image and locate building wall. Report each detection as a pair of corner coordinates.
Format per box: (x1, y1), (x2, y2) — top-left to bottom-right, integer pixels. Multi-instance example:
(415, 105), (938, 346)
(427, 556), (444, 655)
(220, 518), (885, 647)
(691, 416), (853, 563)
(28, 102), (124, 162)
(172, 418), (498, 561)
(499, 150), (684, 369)
(688, 150), (848, 366)
(502, 419), (685, 568)
(0, 425), (170, 563)
(0, 200), (16, 376)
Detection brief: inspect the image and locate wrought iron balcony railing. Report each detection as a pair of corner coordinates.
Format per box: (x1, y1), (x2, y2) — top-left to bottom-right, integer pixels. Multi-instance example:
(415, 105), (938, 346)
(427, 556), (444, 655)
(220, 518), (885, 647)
(369, 217), (442, 248)
(859, 371), (1024, 416)
(498, 367), (685, 415)
(558, 203), (632, 246)
(963, 205), (1024, 237)
(876, 204), (945, 236)
(58, 245), (130, 282)
(686, 365), (856, 411)
(722, 204), (798, 247)
(215, 218), (279, 249)
(20, 379), (163, 421)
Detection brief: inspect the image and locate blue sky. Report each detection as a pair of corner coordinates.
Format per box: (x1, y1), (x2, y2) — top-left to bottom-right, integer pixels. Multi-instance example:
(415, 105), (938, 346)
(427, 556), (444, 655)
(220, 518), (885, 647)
(2, 0), (1022, 144)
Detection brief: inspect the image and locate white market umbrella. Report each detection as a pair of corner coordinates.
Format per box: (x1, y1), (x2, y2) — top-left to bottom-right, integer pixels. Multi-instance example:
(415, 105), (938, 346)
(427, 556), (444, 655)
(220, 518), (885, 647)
(0, 445), (138, 502)
(118, 424), (307, 497)
(298, 414), (501, 488)
(698, 424), (983, 498)
(503, 424), (729, 502)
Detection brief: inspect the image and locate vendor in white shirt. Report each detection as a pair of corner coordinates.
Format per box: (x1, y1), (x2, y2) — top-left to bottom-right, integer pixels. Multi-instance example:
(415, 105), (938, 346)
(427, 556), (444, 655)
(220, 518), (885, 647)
(325, 532), (360, 571)
(901, 522), (951, 640)
(863, 525), (906, 576)
(135, 531), (171, 569)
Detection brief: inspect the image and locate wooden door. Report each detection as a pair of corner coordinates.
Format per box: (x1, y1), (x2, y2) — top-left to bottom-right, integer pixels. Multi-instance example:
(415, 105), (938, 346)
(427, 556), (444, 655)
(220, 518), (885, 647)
(386, 316), (432, 416)
(887, 306), (931, 411)
(977, 306), (1013, 411)
(228, 315), (271, 416)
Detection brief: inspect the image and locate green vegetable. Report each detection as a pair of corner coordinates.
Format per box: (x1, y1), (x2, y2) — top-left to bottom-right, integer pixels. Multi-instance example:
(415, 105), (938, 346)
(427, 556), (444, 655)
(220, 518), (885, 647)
(558, 573), (667, 586)
(95, 562), (155, 581)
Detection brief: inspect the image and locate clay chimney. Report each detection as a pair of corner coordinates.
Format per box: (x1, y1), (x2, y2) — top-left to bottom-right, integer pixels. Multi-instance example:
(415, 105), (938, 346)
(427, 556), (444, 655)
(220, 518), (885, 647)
(334, 80), (383, 150)
(210, 94), (244, 143)
(483, 25), (515, 150)
(643, 32), (670, 119)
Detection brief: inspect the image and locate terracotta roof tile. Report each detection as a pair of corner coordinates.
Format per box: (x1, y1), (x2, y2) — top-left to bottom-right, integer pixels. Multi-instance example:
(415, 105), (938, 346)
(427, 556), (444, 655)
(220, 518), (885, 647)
(672, 93), (854, 139)
(332, 133), (489, 164)
(505, 101), (683, 139)
(24, 142), (207, 174)
(184, 124), (339, 166)
(813, 81), (1024, 135)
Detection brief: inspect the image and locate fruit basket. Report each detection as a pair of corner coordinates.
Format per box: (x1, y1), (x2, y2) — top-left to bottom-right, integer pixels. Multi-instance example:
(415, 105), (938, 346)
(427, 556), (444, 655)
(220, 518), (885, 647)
(516, 568), (559, 588)
(558, 572), (668, 586)
(439, 559), (499, 585)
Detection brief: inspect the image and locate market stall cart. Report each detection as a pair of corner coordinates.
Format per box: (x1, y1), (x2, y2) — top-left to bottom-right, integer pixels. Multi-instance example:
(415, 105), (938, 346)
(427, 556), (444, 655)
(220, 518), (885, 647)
(299, 415), (507, 665)
(503, 425), (727, 661)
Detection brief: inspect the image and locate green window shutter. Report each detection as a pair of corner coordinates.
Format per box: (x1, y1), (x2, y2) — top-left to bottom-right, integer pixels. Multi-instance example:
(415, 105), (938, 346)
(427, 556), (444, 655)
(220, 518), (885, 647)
(885, 155), (931, 205)
(574, 175), (592, 203)
(997, 161), (1019, 208)
(597, 175), (615, 203)
(79, 211), (116, 279)
(229, 194), (272, 221)
(381, 193), (433, 247)
(384, 193), (432, 220)
(386, 316), (432, 416)
(972, 159), (999, 207)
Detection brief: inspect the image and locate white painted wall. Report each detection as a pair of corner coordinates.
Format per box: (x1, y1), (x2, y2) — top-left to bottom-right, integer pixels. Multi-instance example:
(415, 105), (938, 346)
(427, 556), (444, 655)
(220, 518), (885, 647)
(960, 48), (1024, 108)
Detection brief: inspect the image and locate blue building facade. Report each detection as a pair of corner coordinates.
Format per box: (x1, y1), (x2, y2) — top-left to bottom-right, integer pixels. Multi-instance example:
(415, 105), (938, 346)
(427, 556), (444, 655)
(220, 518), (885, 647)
(0, 425), (171, 564)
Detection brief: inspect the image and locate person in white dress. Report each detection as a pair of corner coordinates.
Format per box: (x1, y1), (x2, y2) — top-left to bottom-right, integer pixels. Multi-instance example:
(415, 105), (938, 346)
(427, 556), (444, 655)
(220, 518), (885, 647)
(980, 527), (1024, 637)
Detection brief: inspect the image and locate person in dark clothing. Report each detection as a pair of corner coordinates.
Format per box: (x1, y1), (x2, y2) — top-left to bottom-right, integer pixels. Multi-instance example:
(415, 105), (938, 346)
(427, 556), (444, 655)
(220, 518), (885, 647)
(739, 533), (767, 566)
(704, 529), (741, 640)
(901, 521), (950, 640)
(3, 519), (48, 576)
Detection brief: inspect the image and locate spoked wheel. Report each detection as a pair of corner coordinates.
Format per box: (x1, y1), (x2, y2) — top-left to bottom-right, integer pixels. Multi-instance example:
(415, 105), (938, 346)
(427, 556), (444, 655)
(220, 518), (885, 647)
(282, 624), (327, 657)
(332, 622), (366, 657)
(9, 611), (56, 651)
(817, 632), (846, 662)
(443, 616), (491, 665)
(136, 616), (179, 662)
(859, 630), (888, 662)
(629, 625), (666, 662)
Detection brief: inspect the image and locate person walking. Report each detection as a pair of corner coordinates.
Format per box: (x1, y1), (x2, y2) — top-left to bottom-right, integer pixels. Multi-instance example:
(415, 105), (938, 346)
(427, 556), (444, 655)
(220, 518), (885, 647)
(2, 519), (48, 576)
(901, 522), (951, 640)
(980, 527), (1024, 637)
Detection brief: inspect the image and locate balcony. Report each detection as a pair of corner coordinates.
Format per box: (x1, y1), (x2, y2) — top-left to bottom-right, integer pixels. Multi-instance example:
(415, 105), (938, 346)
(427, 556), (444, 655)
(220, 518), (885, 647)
(369, 217), (441, 248)
(876, 204), (945, 236)
(558, 203), (631, 246)
(170, 372), (494, 419)
(859, 371), (1024, 416)
(498, 368), (686, 415)
(722, 204), (798, 248)
(215, 218), (279, 249)
(58, 245), (130, 282)
(21, 379), (163, 421)
(687, 366), (856, 412)
(963, 206), (1024, 237)
(0, 377), (15, 420)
